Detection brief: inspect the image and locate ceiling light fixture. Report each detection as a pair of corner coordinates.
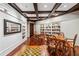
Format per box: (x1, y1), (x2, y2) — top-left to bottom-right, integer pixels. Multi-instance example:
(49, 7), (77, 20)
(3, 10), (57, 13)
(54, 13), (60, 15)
(55, 14), (58, 16)
(63, 5), (67, 8)
(44, 5), (47, 8)
(52, 13), (59, 16)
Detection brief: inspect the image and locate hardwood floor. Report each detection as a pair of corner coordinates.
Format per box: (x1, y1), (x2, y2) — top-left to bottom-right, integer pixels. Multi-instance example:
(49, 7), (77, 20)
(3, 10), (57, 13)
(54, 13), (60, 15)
(13, 45), (49, 56)
(13, 45), (79, 56)
(7, 38), (79, 56)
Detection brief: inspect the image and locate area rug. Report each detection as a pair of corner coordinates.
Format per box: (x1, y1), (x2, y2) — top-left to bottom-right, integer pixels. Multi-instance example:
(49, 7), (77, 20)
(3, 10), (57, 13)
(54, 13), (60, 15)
(20, 46), (41, 56)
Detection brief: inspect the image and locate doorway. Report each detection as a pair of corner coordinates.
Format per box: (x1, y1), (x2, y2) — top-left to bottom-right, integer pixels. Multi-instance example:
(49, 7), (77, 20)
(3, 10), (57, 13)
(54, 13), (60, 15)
(30, 23), (34, 37)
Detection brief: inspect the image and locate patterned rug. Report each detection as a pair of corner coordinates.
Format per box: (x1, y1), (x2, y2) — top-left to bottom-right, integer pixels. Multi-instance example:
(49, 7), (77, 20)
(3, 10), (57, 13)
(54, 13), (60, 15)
(20, 46), (41, 56)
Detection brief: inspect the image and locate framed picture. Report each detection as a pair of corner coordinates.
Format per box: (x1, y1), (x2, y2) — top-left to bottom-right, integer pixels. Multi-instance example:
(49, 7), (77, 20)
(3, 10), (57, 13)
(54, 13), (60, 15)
(4, 19), (21, 35)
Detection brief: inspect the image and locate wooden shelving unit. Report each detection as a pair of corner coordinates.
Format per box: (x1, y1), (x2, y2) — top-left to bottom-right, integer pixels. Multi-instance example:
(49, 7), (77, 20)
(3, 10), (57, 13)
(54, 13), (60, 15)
(40, 23), (60, 35)
(40, 24), (44, 34)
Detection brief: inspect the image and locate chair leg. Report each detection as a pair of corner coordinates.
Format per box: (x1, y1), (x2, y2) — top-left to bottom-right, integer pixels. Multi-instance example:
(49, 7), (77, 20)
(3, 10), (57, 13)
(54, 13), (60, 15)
(73, 48), (75, 56)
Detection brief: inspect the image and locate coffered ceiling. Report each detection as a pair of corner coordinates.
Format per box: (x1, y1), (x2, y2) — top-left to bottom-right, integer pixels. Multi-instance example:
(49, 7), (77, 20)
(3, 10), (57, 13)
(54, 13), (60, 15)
(38, 3), (55, 11)
(56, 3), (77, 11)
(8, 3), (79, 22)
(16, 3), (35, 11)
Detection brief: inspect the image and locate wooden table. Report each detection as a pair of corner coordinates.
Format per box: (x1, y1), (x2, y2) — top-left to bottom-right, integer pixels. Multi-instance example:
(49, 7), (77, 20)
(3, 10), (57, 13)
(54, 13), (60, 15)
(47, 35), (71, 56)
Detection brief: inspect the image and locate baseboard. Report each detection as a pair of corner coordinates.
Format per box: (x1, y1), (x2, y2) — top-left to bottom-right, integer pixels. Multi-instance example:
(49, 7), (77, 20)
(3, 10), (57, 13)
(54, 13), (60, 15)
(6, 40), (27, 56)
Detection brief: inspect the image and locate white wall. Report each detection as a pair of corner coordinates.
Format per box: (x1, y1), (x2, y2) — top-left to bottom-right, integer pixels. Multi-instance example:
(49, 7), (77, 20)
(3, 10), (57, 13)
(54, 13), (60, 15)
(60, 19), (79, 46)
(27, 22), (30, 37)
(0, 4), (27, 56)
(35, 11), (79, 46)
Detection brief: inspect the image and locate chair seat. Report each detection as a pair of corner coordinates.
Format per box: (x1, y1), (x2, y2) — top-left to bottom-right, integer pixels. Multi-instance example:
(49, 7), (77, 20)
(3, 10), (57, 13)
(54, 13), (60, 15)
(67, 40), (73, 47)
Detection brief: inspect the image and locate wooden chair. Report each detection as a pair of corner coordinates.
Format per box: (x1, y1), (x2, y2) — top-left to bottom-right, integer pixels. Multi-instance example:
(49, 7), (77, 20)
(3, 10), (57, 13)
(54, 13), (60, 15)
(58, 32), (64, 40)
(72, 34), (78, 56)
(66, 34), (78, 56)
(55, 34), (78, 56)
(55, 40), (71, 56)
(38, 35), (46, 45)
(47, 35), (59, 56)
(29, 35), (39, 45)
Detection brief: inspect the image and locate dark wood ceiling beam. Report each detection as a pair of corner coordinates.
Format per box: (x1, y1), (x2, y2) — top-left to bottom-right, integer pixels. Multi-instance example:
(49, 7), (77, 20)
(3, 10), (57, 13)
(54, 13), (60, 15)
(27, 17), (47, 18)
(47, 3), (62, 18)
(8, 3), (28, 18)
(33, 3), (39, 20)
(22, 11), (51, 14)
(67, 3), (79, 13)
(37, 3), (79, 21)
(27, 20), (37, 22)
(52, 3), (79, 18)
(22, 11), (67, 14)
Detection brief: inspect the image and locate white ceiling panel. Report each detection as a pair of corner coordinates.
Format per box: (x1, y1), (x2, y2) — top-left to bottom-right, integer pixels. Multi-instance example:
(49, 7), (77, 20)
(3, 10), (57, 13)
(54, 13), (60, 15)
(38, 13), (49, 17)
(25, 14), (36, 17)
(16, 3), (35, 11)
(30, 18), (37, 20)
(56, 3), (77, 11)
(38, 3), (55, 11)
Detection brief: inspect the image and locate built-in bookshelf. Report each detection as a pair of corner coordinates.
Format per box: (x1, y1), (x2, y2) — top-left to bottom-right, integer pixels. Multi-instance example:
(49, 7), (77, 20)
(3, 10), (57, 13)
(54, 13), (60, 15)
(40, 23), (60, 35)
(40, 24), (44, 34)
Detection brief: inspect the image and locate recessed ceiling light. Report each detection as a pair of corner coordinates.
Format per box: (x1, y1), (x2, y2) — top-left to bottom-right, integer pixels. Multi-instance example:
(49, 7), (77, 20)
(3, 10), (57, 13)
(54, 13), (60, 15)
(44, 5), (47, 8)
(52, 13), (59, 16)
(63, 5), (67, 8)
(55, 14), (58, 16)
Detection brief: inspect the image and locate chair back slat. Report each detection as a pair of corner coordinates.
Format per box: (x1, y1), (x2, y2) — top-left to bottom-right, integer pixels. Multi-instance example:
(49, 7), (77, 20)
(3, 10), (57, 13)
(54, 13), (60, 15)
(73, 34), (78, 47)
